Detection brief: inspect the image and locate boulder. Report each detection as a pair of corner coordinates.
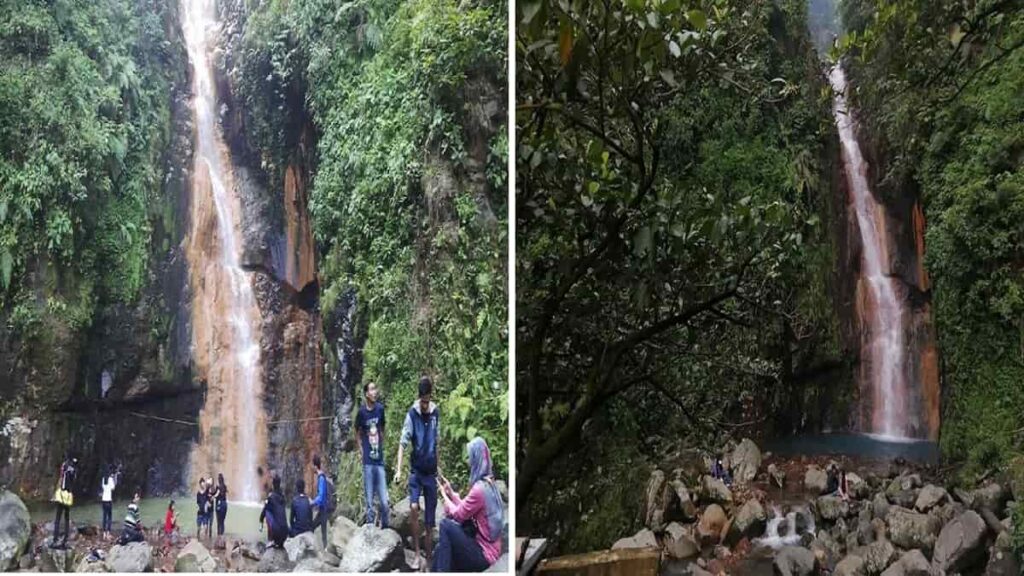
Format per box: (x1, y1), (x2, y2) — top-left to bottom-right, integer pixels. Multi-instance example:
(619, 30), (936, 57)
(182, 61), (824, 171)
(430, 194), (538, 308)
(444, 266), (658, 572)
(847, 473), (870, 499)
(914, 485), (949, 512)
(730, 439), (762, 484)
(76, 556), (111, 573)
(107, 542), (153, 573)
(175, 539), (218, 572)
(283, 532), (322, 563)
(889, 489), (919, 509)
(292, 558), (329, 572)
(337, 526), (404, 572)
(886, 506), (941, 554)
(697, 504), (728, 546)
(611, 528), (658, 550)
(768, 463), (786, 488)
(773, 545), (817, 576)
(257, 547), (293, 573)
(984, 546), (1021, 576)
(816, 495), (852, 521)
(849, 539), (896, 575)
(727, 499), (767, 543)
(240, 540), (266, 561)
(699, 475), (733, 504)
(835, 555), (868, 576)
(390, 497), (444, 540)
(879, 549), (931, 576)
(644, 470), (669, 529)
(329, 515), (358, 556)
(873, 492), (891, 520)
(39, 546), (74, 572)
(932, 501), (964, 526)
(0, 491), (31, 571)
(668, 480), (699, 522)
(805, 466), (829, 494)
(319, 549), (341, 567)
(972, 483), (1010, 514)
(664, 523), (700, 560)
(811, 531), (843, 561)
(932, 510), (989, 574)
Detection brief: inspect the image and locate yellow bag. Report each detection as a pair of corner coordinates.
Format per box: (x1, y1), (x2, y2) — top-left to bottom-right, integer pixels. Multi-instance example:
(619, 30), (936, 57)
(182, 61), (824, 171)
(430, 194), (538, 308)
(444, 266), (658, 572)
(53, 488), (73, 507)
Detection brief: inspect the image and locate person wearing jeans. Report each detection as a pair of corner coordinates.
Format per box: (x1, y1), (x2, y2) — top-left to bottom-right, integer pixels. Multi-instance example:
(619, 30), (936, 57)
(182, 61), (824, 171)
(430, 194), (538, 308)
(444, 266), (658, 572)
(100, 466), (118, 540)
(356, 381), (390, 527)
(394, 376), (441, 571)
(433, 437), (505, 572)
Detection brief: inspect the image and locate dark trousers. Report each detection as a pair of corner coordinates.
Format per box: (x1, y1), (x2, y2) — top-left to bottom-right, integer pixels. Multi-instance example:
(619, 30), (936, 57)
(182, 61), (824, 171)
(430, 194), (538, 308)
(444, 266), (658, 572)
(314, 507), (328, 547)
(431, 518), (489, 572)
(101, 502), (113, 532)
(216, 505), (227, 536)
(53, 504), (71, 545)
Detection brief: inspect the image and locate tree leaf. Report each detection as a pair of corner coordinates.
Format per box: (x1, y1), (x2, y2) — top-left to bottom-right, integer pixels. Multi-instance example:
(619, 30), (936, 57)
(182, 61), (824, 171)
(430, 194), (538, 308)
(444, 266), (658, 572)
(687, 9), (707, 31)
(0, 249), (11, 290)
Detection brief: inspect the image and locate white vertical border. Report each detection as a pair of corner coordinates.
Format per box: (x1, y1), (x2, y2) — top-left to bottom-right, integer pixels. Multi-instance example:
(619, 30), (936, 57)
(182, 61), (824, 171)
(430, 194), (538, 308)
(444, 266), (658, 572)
(506, 0), (517, 572)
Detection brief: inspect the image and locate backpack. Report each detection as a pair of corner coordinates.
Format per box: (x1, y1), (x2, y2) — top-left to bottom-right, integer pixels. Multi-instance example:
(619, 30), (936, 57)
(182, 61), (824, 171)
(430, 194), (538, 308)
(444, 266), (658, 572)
(320, 472), (337, 514)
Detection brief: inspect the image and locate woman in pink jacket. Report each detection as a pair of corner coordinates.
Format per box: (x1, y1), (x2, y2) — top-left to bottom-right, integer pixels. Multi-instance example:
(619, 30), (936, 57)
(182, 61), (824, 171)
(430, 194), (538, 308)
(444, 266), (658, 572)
(433, 437), (505, 572)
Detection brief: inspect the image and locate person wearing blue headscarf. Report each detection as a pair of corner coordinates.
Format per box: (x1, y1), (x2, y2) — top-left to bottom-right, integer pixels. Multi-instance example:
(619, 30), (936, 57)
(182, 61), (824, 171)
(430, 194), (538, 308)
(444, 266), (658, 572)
(433, 437), (506, 572)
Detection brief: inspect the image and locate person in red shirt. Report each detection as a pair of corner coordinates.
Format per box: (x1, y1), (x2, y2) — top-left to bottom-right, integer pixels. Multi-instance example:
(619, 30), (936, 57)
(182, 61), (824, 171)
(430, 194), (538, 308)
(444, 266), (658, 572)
(164, 500), (178, 536)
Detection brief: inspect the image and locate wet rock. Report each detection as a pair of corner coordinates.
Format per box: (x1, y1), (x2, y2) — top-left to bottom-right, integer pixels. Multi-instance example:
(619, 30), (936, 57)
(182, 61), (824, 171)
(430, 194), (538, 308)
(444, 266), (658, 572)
(834, 555), (867, 576)
(727, 499), (766, 544)
(107, 542), (153, 573)
(19, 552), (34, 570)
(932, 501), (964, 526)
(812, 531), (843, 560)
(283, 531), (322, 563)
(612, 528), (658, 550)
(914, 485), (949, 512)
(257, 546), (293, 573)
(730, 439), (761, 484)
(240, 540), (265, 560)
(873, 493), (891, 521)
(849, 538), (896, 575)
(337, 526), (403, 572)
(984, 546), (1021, 576)
(972, 483), (1010, 515)
(698, 476), (732, 505)
(932, 510), (989, 574)
(888, 474), (923, 493)
(879, 549), (930, 576)
(697, 505), (728, 546)
(805, 466), (828, 494)
(773, 545), (817, 576)
(329, 515), (357, 556)
(886, 506), (941, 554)
(664, 523), (699, 560)
(816, 495), (852, 521)
(319, 549), (340, 567)
(768, 463), (786, 488)
(855, 509), (875, 546)
(847, 473), (870, 499)
(175, 539), (217, 572)
(0, 490), (31, 571)
(39, 546), (75, 572)
(889, 489), (919, 509)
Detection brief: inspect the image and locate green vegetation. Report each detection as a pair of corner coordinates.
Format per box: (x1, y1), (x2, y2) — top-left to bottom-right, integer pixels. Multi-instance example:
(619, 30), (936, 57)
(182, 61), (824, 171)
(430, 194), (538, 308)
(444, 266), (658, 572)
(516, 0), (841, 551)
(232, 0), (508, 500)
(837, 0), (1024, 552)
(0, 0), (181, 327)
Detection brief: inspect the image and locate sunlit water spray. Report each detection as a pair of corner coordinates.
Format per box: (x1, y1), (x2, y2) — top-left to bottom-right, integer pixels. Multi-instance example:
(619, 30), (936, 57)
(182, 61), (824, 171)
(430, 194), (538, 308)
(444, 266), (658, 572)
(182, 0), (266, 502)
(829, 65), (909, 439)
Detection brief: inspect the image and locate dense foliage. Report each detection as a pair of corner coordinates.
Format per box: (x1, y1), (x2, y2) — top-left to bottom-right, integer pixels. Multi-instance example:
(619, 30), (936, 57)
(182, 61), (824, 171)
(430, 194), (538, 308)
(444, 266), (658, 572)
(516, 0), (840, 551)
(231, 0), (509, 503)
(837, 0), (1024, 552)
(0, 0), (180, 330)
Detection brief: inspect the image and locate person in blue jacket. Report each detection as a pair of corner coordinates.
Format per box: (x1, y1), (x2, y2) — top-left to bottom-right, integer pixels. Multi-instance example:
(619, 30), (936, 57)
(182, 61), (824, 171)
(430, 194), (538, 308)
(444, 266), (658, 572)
(394, 376), (441, 571)
(310, 455), (334, 547)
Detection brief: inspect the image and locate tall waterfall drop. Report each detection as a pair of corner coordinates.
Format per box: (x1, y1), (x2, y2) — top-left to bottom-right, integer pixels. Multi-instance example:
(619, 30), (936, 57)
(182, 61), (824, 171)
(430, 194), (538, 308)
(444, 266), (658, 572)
(182, 0), (267, 501)
(829, 65), (911, 439)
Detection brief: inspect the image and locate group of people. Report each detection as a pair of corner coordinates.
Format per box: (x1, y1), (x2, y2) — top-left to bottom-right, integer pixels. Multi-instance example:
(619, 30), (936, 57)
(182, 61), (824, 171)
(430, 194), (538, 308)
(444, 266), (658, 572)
(46, 375), (505, 573)
(48, 459), (149, 549)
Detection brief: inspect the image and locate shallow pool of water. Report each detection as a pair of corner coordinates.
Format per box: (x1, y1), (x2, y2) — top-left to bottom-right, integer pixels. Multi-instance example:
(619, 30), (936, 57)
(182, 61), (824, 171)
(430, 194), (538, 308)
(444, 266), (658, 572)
(28, 497), (266, 540)
(764, 432), (939, 464)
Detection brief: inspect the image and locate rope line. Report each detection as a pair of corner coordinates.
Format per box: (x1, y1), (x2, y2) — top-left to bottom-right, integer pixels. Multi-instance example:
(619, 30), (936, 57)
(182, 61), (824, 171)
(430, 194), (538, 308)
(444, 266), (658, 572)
(128, 412), (334, 427)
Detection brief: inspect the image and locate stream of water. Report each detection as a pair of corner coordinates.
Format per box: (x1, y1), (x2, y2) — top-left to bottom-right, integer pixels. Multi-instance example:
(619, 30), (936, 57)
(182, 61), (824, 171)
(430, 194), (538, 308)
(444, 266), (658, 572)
(182, 0), (265, 503)
(829, 65), (911, 440)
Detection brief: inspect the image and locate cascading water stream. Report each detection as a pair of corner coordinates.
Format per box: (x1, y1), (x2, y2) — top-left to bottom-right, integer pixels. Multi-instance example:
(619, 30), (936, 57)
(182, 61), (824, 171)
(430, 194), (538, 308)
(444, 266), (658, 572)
(755, 504), (815, 549)
(182, 0), (265, 502)
(829, 65), (909, 440)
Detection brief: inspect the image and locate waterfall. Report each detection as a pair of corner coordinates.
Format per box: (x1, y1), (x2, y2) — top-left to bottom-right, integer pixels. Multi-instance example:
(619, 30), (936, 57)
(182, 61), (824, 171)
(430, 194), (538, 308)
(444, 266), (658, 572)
(829, 65), (911, 440)
(755, 505), (816, 549)
(182, 0), (266, 502)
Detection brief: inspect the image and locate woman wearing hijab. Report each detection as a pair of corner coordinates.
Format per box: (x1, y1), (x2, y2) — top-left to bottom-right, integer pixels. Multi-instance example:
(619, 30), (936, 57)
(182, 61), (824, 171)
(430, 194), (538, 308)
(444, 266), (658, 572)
(433, 437), (505, 572)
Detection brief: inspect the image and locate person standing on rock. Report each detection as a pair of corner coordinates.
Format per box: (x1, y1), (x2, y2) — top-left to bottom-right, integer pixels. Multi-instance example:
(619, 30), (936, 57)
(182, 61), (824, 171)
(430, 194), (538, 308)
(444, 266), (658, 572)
(214, 473), (228, 537)
(289, 478), (314, 536)
(433, 437), (505, 572)
(310, 454), (335, 547)
(50, 454), (77, 549)
(395, 376), (441, 571)
(196, 478), (209, 541)
(357, 381), (390, 528)
(204, 477), (215, 540)
(100, 464), (119, 541)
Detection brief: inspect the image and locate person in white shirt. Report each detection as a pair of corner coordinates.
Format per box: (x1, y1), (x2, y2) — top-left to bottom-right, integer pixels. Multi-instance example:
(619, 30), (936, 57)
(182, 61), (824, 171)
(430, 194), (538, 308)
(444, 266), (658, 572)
(100, 465), (119, 541)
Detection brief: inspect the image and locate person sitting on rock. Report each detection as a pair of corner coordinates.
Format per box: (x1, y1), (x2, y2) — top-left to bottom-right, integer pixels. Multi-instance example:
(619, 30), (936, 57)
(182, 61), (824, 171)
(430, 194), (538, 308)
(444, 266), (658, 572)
(836, 468), (850, 501)
(289, 478), (314, 537)
(711, 454), (732, 486)
(258, 476), (288, 548)
(433, 437), (505, 572)
(118, 492), (144, 545)
(825, 463), (840, 495)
